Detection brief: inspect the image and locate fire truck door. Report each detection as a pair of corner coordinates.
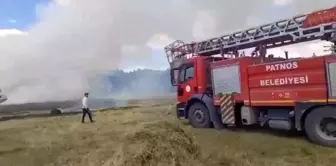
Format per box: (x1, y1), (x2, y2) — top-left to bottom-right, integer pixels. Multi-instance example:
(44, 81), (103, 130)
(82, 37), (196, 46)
(177, 63), (197, 103)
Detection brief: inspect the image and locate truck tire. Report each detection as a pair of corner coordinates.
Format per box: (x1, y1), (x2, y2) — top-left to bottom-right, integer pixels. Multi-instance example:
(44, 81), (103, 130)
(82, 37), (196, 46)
(304, 106), (336, 147)
(188, 102), (212, 128)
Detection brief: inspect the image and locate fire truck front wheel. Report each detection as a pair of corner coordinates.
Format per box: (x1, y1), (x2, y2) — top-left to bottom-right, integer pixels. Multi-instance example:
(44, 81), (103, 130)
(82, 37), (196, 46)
(304, 106), (336, 147)
(188, 102), (212, 128)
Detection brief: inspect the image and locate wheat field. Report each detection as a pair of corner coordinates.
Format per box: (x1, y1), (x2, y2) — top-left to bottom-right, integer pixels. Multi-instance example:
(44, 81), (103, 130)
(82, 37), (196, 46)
(0, 102), (335, 166)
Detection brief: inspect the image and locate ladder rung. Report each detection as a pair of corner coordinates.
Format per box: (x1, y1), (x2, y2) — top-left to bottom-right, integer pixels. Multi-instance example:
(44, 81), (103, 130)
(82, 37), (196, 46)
(164, 6), (336, 63)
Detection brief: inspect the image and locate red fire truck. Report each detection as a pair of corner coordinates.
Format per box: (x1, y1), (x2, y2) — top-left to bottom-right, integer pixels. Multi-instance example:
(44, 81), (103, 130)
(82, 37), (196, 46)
(164, 6), (336, 147)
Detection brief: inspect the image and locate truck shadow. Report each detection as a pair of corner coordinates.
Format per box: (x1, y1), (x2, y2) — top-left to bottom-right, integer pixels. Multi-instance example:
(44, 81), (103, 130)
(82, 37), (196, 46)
(226, 126), (306, 139)
(181, 120), (307, 140)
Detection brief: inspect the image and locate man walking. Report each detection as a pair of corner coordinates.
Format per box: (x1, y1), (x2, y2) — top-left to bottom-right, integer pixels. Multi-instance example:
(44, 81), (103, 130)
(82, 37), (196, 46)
(82, 92), (94, 123)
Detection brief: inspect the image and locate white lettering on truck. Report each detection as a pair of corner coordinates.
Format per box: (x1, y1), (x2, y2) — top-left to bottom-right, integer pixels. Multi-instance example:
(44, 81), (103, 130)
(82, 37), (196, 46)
(265, 61), (298, 71)
(260, 75), (308, 86)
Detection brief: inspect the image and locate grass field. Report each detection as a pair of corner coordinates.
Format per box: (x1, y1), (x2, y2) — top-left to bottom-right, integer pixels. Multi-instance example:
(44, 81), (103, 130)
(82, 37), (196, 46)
(0, 103), (335, 166)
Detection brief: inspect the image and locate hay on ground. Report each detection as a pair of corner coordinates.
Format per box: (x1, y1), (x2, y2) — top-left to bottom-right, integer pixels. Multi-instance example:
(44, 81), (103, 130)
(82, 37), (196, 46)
(110, 121), (202, 166)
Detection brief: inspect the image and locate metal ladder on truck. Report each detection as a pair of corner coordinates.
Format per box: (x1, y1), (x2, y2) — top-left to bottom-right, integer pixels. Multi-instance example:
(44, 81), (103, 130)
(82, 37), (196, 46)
(164, 6), (336, 65)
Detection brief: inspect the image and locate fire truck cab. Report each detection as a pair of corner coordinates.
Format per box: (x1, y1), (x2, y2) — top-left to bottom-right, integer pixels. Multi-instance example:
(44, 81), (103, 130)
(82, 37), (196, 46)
(165, 6), (336, 147)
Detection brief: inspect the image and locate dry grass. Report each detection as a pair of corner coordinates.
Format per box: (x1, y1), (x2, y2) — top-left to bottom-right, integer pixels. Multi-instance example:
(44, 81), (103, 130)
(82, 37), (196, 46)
(0, 104), (335, 166)
(127, 95), (176, 106)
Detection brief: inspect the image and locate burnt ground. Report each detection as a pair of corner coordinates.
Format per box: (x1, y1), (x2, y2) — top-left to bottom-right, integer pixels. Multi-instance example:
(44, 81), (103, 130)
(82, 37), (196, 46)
(0, 98), (126, 122)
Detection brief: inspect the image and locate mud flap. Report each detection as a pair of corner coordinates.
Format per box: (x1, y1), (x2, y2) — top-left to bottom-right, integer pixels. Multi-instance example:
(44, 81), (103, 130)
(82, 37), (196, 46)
(186, 94), (225, 129)
(196, 94), (225, 129)
(294, 102), (321, 131)
(219, 94), (235, 126)
(210, 108), (225, 130)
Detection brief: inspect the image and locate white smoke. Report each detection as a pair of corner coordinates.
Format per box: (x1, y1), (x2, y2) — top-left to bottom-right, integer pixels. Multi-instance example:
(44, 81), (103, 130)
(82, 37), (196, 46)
(0, 0), (335, 104)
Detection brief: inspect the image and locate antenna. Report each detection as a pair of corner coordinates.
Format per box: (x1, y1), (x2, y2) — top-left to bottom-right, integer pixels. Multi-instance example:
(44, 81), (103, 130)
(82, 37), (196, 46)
(324, 43), (336, 55)
(284, 51), (289, 59)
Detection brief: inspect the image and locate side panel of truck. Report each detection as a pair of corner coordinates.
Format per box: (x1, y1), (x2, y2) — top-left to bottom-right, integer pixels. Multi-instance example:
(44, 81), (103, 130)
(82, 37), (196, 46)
(247, 57), (327, 106)
(325, 56), (336, 103)
(211, 57), (252, 104)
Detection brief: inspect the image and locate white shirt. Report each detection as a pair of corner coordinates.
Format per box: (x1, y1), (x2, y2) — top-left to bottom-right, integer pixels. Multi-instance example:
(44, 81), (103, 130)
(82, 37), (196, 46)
(82, 96), (88, 109)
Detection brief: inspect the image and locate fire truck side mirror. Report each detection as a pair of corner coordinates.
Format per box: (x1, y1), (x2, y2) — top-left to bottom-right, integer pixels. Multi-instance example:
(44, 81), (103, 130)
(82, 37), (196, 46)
(170, 69), (179, 86)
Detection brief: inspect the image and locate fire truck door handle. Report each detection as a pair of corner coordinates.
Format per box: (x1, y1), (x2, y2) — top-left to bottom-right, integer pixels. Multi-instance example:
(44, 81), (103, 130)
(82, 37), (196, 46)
(178, 87), (183, 96)
(193, 86), (198, 92)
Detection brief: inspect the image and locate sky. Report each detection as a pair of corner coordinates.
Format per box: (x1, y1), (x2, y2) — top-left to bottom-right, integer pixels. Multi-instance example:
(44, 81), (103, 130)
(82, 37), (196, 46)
(0, 0), (334, 71)
(0, 0), (335, 103)
(0, 0), (47, 30)
(0, 0), (169, 71)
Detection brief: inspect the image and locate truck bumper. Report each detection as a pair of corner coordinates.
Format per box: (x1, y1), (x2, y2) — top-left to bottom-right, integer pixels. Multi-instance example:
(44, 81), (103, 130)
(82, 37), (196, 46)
(176, 102), (187, 120)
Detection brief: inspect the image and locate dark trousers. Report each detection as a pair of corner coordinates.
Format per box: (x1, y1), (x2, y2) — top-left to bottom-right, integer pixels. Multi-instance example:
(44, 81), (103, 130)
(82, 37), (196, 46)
(82, 108), (93, 122)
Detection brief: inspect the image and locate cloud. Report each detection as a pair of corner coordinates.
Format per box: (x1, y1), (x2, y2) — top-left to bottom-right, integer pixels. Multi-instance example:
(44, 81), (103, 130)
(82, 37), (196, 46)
(192, 11), (217, 40)
(0, 0), (335, 103)
(0, 29), (25, 37)
(273, 0), (294, 6)
(54, 0), (71, 6)
(146, 34), (174, 49)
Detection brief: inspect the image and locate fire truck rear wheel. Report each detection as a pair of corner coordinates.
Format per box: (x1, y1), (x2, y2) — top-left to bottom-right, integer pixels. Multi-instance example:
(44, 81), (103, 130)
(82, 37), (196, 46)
(188, 102), (212, 128)
(304, 106), (336, 147)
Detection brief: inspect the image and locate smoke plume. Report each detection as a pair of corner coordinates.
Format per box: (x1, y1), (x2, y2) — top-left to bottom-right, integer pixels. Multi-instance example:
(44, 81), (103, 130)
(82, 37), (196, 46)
(0, 0), (334, 103)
